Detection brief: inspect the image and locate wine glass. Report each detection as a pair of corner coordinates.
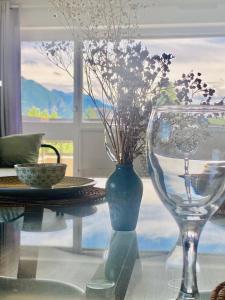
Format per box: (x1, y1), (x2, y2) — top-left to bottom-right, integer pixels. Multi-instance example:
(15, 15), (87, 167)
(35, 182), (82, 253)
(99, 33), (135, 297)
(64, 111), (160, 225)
(147, 105), (225, 300)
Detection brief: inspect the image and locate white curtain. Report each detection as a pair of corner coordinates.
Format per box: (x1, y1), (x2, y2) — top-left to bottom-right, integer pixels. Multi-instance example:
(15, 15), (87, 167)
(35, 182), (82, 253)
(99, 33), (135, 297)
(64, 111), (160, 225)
(0, 0), (22, 137)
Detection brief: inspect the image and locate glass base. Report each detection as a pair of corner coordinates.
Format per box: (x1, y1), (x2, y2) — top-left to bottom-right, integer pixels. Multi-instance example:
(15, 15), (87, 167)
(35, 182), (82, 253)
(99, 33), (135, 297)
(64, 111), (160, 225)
(176, 291), (210, 300)
(177, 290), (200, 300)
(86, 279), (115, 298)
(167, 291), (210, 300)
(86, 279), (115, 290)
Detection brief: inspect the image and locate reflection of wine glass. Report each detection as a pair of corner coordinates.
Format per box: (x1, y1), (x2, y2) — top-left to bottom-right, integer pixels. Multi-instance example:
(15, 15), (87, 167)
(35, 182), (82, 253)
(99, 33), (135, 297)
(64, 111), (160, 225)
(86, 231), (140, 298)
(166, 233), (200, 294)
(147, 106), (225, 300)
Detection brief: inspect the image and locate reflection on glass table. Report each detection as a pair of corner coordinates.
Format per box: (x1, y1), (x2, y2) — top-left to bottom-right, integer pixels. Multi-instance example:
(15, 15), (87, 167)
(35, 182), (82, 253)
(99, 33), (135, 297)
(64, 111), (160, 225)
(0, 179), (225, 299)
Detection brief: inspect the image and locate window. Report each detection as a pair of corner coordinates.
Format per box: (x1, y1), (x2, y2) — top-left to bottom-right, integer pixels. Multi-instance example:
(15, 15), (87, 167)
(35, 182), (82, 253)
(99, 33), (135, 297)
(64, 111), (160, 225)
(21, 36), (225, 177)
(82, 37), (225, 121)
(21, 41), (74, 122)
(140, 37), (225, 103)
(21, 41), (76, 175)
(39, 140), (74, 176)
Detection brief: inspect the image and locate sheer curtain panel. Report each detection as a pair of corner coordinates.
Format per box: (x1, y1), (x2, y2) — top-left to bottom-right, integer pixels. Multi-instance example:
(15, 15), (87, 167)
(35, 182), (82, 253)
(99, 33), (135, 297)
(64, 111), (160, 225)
(0, 1), (22, 137)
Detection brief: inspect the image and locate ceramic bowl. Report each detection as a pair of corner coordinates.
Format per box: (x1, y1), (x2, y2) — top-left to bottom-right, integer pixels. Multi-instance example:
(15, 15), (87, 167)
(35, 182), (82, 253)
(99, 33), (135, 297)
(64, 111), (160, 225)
(14, 163), (67, 189)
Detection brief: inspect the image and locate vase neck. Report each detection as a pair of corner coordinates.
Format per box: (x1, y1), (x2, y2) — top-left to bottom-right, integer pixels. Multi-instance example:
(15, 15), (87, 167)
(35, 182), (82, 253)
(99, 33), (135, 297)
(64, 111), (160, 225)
(116, 163), (133, 171)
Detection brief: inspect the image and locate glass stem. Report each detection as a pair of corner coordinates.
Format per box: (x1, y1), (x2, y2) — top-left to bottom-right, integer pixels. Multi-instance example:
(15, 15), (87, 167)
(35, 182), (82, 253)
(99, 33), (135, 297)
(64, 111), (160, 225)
(184, 156), (192, 203)
(177, 222), (205, 300)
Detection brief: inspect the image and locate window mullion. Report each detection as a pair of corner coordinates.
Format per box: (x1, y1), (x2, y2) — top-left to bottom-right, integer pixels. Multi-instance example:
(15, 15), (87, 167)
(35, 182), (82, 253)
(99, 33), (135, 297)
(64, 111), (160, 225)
(73, 38), (83, 176)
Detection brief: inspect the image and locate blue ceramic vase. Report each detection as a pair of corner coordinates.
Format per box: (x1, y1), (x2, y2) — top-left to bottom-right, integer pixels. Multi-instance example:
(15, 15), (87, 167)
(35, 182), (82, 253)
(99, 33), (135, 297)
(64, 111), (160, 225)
(106, 164), (143, 231)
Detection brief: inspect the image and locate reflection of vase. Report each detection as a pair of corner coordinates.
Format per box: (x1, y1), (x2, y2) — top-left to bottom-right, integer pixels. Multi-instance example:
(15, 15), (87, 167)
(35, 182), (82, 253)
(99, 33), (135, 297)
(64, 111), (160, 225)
(105, 231), (139, 282)
(86, 231), (141, 299)
(106, 164), (143, 231)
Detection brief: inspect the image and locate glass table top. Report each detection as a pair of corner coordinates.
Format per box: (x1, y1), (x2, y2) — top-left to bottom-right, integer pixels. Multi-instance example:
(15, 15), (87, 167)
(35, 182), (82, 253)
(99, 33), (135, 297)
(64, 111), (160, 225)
(0, 178), (224, 299)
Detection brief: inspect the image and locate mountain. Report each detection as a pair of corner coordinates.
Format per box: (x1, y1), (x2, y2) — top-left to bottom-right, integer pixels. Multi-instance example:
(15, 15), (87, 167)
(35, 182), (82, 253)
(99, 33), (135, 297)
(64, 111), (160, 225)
(21, 77), (110, 119)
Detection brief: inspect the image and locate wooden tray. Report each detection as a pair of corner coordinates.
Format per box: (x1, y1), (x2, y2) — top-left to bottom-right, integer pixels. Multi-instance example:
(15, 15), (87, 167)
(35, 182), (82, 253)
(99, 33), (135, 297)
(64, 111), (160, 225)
(0, 187), (106, 207)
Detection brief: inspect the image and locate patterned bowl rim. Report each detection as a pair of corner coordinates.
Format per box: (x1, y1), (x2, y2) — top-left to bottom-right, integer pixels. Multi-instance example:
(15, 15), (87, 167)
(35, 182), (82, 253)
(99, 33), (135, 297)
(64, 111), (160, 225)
(14, 163), (67, 169)
(0, 176), (96, 191)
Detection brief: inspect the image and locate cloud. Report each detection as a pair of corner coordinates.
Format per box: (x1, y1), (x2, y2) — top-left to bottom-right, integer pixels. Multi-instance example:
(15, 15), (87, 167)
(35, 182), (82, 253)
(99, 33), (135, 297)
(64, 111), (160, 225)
(21, 42), (73, 93)
(23, 59), (38, 65)
(53, 71), (62, 76)
(143, 37), (225, 96)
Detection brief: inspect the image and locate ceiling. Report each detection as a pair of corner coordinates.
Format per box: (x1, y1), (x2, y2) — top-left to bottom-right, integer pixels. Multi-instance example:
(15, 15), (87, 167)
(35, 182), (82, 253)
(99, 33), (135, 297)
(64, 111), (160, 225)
(12, 0), (225, 40)
(11, 0), (225, 9)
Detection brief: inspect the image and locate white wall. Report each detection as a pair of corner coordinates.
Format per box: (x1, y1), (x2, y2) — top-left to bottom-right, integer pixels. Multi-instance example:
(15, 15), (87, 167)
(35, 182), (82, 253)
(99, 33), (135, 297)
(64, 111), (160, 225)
(79, 127), (114, 177)
(15, 0), (225, 39)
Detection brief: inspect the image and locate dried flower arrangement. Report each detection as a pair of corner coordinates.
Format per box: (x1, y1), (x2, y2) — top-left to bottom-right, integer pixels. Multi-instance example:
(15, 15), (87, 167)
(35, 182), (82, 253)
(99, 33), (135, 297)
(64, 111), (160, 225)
(49, 0), (149, 40)
(84, 40), (175, 163)
(42, 0), (217, 165)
